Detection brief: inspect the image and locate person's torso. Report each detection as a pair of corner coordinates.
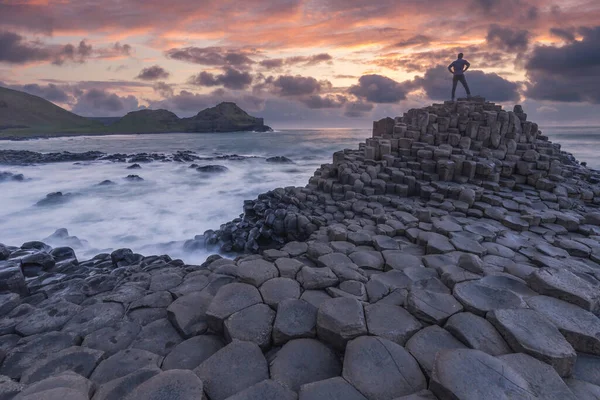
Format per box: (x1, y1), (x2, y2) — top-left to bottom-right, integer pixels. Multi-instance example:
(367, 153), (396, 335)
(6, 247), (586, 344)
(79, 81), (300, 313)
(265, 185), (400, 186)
(452, 59), (468, 75)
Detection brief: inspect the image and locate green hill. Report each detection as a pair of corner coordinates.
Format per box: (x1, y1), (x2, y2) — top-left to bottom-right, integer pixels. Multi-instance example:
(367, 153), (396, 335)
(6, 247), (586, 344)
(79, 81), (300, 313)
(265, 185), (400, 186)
(0, 86), (271, 138)
(0, 86), (104, 136)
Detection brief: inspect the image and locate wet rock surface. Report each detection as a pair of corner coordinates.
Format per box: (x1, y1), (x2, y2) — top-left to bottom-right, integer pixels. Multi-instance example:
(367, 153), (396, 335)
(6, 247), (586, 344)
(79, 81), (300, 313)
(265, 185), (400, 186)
(2, 98), (600, 398)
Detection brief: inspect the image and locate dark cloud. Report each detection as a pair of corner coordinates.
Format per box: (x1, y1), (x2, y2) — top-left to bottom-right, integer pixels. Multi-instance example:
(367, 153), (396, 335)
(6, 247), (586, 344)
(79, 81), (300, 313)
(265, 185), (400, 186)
(549, 27), (576, 42)
(52, 40), (93, 65)
(71, 88), (139, 116)
(349, 74), (412, 103)
(272, 75), (325, 96)
(416, 66), (520, 102)
(136, 65), (170, 81)
(259, 53), (333, 69)
(0, 31), (50, 63)
(486, 24), (530, 52)
(525, 26), (600, 103)
(153, 81), (174, 98)
(165, 46), (256, 68)
(300, 94), (347, 109)
(393, 35), (431, 48)
(189, 68), (253, 90)
(344, 101), (374, 117)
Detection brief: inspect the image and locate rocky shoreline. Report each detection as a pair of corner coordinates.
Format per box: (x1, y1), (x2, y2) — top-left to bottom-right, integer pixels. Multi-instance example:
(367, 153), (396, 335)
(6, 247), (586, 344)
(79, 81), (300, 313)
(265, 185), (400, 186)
(2, 97), (600, 399)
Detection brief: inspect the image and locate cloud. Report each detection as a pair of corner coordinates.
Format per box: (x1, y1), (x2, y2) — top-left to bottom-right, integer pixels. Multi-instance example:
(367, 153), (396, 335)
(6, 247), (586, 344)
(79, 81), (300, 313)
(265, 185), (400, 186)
(258, 53), (333, 69)
(344, 100), (374, 117)
(165, 46), (256, 68)
(71, 88), (139, 116)
(392, 35), (431, 48)
(349, 74), (412, 103)
(52, 40), (93, 65)
(188, 67), (253, 90)
(300, 94), (347, 109)
(549, 27), (576, 42)
(525, 26), (600, 103)
(148, 89), (265, 116)
(153, 81), (174, 98)
(136, 65), (170, 81)
(4, 82), (72, 103)
(271, 75), (326, 96)
(0, 31), (50, 63)
(486, 24), (530, 52)
(415, 66), (520, 102)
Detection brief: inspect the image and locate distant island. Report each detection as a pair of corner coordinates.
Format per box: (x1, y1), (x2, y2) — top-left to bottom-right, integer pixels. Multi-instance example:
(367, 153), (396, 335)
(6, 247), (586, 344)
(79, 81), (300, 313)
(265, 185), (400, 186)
(0, 86), (272, 139)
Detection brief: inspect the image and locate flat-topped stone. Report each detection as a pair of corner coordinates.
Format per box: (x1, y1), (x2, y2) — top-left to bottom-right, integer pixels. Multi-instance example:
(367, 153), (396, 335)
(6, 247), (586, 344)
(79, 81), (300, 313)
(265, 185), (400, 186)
(406, 289), (463, 325)
(224, 303), (275, 350)
(453, 280), (528, 316)
(205, 283), (262, 332)
(298, 376), (367, 400)
(364, 303), (422, 345)
(316, 297), (367, 350)
(445, 312), (511, 356)
(528, 268), (600, 314)
(405, 325), (467, 377)
(343, 336), (426, 399)
(487, 308), (577, 377)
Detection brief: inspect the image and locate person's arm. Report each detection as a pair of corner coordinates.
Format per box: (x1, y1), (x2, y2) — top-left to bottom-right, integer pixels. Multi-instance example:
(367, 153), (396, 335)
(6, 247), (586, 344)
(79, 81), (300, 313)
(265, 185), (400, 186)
(448, 62), (454, 74)
(464, 60), (470, 72)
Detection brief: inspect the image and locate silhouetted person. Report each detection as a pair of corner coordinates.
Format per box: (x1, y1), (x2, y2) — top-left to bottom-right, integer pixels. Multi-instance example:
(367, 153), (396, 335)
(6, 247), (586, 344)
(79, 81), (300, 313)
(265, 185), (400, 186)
(448, 53), (471, 101)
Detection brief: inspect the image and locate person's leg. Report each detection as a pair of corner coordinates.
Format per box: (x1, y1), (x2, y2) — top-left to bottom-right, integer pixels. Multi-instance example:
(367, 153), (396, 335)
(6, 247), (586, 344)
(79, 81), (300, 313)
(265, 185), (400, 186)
(452, 75), (459, 100)
(459, 75), (471, 96)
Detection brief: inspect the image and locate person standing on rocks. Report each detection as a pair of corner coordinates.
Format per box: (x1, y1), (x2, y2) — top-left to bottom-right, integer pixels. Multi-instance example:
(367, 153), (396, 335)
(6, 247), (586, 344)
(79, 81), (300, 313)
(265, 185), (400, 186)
(448, 53), (471, 101)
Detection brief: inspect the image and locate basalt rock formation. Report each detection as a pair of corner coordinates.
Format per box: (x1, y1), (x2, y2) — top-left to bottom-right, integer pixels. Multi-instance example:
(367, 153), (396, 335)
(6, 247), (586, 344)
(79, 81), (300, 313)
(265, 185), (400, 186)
(2, 97), (600, 399)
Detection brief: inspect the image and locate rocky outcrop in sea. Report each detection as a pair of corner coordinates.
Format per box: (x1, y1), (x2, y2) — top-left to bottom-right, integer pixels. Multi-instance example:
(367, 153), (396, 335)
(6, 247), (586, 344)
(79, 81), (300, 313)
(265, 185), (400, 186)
(1, 97), (600, 399)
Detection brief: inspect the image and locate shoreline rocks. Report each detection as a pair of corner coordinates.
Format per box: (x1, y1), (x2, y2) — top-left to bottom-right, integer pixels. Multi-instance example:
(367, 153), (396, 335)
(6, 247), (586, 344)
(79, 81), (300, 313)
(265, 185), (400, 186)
(2, 98), (600, 399)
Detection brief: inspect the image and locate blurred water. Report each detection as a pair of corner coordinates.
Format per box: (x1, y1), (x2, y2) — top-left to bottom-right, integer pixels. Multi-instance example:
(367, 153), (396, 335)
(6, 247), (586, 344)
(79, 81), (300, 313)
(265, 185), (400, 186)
(0, 129), (369, 263)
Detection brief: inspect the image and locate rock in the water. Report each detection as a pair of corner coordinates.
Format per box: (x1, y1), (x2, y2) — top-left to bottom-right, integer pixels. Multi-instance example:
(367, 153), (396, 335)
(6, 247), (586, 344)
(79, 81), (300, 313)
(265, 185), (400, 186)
(487, 308), (577, 377)
(270, 338), (341, 392)
(195, 340), (269, 400)
(197, 165), (229, 173)
(343, 336), (426, 399)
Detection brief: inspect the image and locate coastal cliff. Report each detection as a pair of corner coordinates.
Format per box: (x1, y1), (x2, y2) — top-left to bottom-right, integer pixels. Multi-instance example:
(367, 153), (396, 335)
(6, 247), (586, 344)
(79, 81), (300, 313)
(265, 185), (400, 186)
(1, 97), (600, 399)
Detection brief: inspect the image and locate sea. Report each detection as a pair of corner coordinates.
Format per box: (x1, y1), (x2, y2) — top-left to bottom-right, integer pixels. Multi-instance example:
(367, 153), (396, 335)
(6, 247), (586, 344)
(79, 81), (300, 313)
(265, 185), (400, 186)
(0, 126), (598, 264)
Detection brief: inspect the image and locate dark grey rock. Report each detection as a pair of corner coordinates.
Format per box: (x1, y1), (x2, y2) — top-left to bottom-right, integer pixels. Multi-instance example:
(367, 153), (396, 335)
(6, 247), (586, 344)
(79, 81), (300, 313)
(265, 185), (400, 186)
(343, 336), (426, 399)
(298, 376), (366, 400)
(81, 321), (141, 357)
(20, 346), (105, 385)
(121, 369), (204, 400)
(166, 291), (212, 338)
(15, 300), (82, 336)
(297, 267), (339, 290)
(430, 349), (537, 400)
(348, 251), (384, 271)
(90, 367), (161, 400)
(316, 297), (367, 351)
(205, 283), (262, 332)
(527, 295), (600, 355)
(381, 251), (422, 271)
(13, 371), (94, 399)
(365, 303), (421, 345)
(272, 299), (318, 345)
(195, 341), (269, 400)
(90, 348), (161, 384)
(225, 379), (298, 400)
(444, 312), (511, 356)
(566, 379), (600, 400)
(406, 289), (463, 325)
(260, 278), (301, 309)
(0, 331), (79, 380)
(271, 338), (342, 392)
(224, 303), (275, 350)
(405, 325), (467, 377)
(235, 259), (279, 287)
(572, 353), (600, 386)
(274, 258), (304, 279)
(499, 352), (578, 400)
(453, 281), (527, 316)
(528, 268), (600, 314)
(130, 318), (183, 357)
(487, 308), (577, 377)
(161, 335), (224, 370)
(0, 293), (20, 318)
(62, 302), (124, 337)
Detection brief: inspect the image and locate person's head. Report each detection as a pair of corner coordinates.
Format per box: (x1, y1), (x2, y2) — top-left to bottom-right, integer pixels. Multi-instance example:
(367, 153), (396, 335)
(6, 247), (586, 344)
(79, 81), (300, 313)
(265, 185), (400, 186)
(458, 53), (464, 59)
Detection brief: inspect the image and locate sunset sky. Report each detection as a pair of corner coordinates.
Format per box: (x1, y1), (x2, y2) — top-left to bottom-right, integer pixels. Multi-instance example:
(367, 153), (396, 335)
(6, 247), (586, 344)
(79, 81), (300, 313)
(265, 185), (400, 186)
(1, 0), (599, 128)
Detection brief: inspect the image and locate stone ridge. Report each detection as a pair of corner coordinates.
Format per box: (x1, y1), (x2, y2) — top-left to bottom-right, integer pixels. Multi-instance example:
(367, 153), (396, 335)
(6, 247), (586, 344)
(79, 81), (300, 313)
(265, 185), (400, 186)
(1, 98), (600, 398)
